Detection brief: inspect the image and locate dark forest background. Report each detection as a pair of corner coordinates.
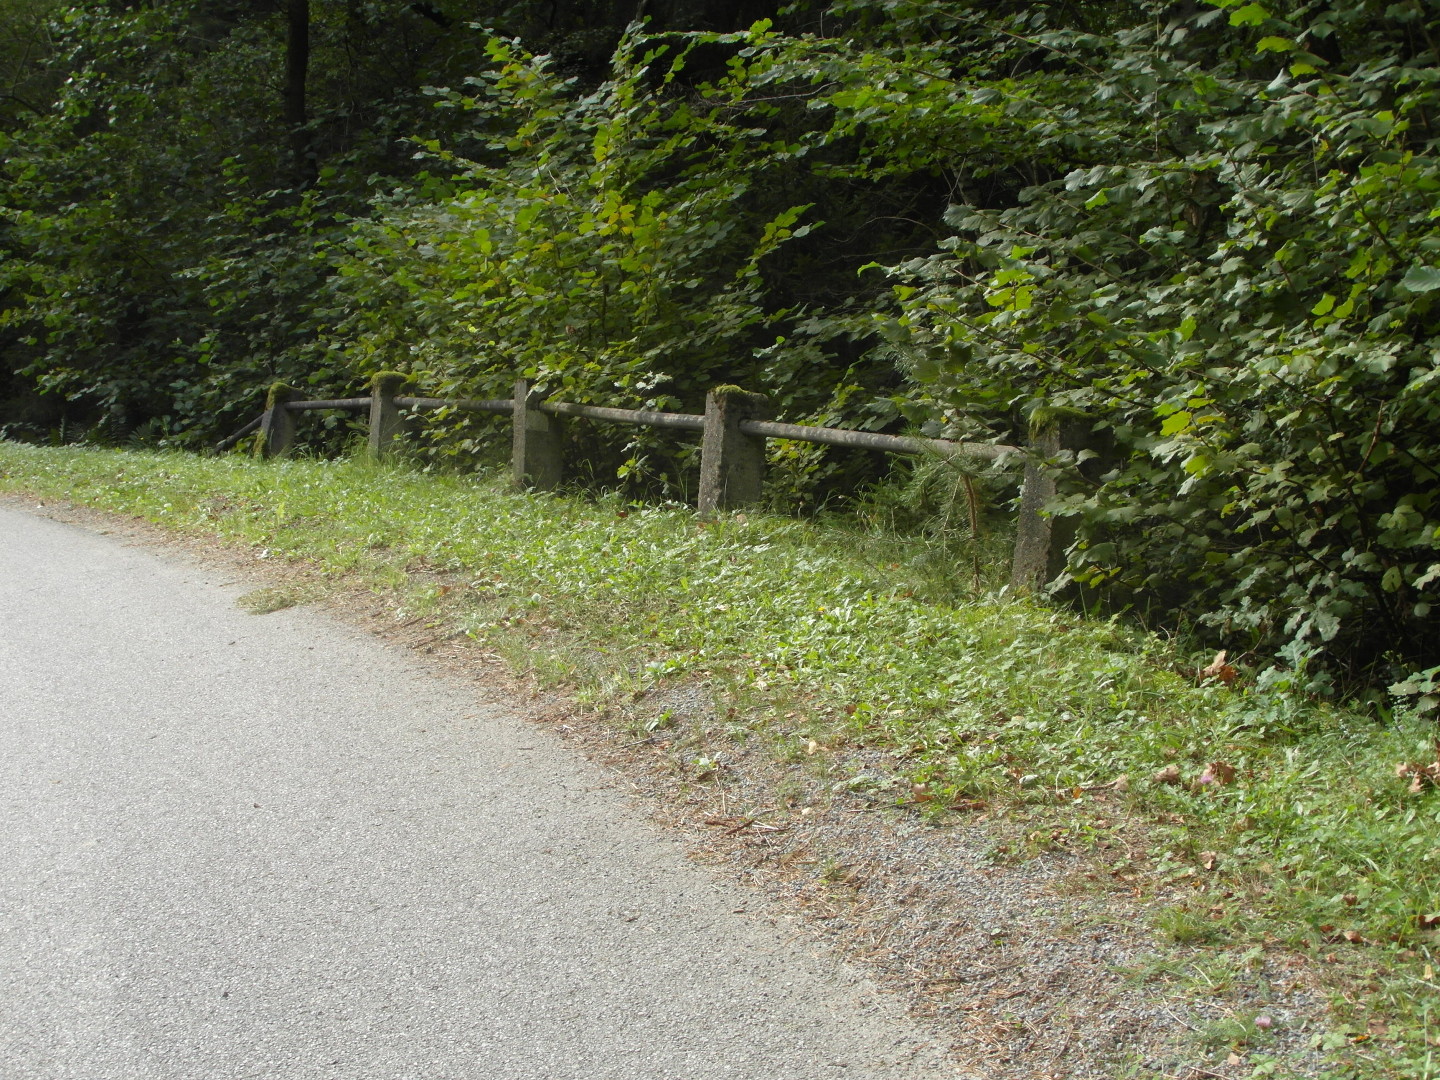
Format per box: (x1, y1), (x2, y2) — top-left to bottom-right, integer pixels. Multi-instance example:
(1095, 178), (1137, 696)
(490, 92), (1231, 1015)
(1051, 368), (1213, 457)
(2, 0), (1438, 694)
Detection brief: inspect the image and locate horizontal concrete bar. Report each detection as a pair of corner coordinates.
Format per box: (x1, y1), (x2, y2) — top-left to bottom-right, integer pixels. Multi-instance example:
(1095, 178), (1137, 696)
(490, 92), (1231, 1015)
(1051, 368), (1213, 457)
(538, 401), (706, 432)
(286, 397), (372, 412)
(739, 419), (1019, 460)
(396, 397), (513, 414)
(271, 390), (1019, 462)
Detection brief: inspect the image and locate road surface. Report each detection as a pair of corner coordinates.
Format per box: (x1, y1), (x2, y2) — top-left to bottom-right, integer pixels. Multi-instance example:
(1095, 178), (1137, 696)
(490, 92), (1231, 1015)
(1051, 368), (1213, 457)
(0, 504), (955, 1079)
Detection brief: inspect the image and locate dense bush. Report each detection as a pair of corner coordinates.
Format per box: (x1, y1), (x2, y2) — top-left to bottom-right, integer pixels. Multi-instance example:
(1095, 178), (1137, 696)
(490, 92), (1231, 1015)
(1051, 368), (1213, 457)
(1, 0), (1436, 688)
(827, 0), (1440, 688)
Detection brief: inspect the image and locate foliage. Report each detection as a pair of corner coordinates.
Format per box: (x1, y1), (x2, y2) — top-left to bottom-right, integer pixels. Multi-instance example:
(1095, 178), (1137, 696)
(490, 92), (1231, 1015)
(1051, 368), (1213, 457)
(314, 18), (930, 496)
(730, 0), (1440, 683)
(317, 27), (826, 481)
(0, 0), (528, 444)
(2, 0), (1438, 682)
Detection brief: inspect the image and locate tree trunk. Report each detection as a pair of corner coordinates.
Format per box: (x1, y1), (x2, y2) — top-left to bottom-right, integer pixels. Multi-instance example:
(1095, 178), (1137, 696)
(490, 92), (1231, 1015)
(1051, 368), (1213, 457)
(284, 0), (314, 186)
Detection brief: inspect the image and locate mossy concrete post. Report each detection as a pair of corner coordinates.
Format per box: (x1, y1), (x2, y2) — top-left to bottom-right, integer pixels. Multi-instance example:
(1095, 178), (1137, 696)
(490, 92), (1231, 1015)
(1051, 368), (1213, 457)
(698, 386), (773, 514)
(511, 378), (564, 491)
(1010, 409), (1106, 593)
(254, 383), (301, 459)
(367, 371), (409, 460)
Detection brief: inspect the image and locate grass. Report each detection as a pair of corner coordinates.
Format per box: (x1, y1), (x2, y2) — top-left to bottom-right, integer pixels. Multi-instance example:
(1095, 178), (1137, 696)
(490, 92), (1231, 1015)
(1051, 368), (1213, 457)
(236, 584), (311, 614)
(2, 441), (1438, 1077)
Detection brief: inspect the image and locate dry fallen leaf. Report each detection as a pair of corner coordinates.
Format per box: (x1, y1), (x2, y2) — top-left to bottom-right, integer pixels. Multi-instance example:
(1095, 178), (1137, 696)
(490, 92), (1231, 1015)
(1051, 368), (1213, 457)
(1079, 775), (1129, 793)
(1199, 850), (1219, 871)
(1203, 760), (1237, 785)
(1343, 929), (1364, 943)
(1153, 764), (1183, 785)
(1396, 743), (1440, 793)
(1200, 650), (1238, 684)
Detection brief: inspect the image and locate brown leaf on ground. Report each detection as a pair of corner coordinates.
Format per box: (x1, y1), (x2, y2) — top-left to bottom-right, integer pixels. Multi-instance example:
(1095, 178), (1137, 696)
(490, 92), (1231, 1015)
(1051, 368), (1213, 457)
(1200, 650), (1238, 684)
(1195, 760), (1237, 792)
(1199, 851), (1219, 870)
(1205, 760), (1236, 785)
(1152, 764), (1182, 785)
(1395, 741), (1440, 793)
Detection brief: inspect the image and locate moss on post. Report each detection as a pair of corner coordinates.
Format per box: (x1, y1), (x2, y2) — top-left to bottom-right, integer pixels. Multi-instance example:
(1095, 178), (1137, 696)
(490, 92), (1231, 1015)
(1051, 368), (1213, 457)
(367, 371), (411, 460)
(698, 386), (773, 514)
(253, 383), (302, 459)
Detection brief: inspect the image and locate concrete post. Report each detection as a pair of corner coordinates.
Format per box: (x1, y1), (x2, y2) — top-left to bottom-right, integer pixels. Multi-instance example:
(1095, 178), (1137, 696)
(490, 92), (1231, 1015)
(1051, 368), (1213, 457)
(367, 371), (409, 460)
(1010, 410), (1107, 593)
(511, 378), (564, 491)
(698, 387), (773, 514)
(254, 383), (301, 459)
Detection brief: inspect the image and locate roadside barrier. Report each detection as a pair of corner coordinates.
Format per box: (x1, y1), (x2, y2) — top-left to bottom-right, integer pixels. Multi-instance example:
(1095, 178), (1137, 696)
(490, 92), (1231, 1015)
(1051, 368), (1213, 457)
(214, 373), (1102, 592)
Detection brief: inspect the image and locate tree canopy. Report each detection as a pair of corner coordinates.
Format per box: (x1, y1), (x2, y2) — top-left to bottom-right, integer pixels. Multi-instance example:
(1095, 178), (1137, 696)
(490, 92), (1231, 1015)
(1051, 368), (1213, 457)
(2, 0), (1437, 695)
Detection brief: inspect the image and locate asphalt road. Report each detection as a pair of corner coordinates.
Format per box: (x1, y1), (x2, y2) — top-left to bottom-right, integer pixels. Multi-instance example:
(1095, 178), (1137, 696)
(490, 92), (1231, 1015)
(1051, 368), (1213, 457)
(0, 505), (955, 1080)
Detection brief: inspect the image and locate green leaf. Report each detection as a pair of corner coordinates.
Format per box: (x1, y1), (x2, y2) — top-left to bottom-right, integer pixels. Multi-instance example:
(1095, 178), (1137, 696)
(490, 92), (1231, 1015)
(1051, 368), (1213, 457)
(1255, 36), (1294, 53)
(1401, 264), (1440, 292)
(1161, 411), (1193, 436)
(1228, 3), (1269, 26)
(1310, 294), (1336, 316)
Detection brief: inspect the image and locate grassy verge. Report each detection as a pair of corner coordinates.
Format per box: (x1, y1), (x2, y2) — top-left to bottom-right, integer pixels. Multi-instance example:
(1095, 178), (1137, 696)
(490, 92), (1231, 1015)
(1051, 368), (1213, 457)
(2, 442), (1436, 1077)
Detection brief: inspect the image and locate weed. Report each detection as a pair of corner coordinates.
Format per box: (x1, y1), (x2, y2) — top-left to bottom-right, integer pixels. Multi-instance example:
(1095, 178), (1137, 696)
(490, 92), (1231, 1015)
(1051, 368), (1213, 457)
(1155, 905), (1223, 947)
(1199, 1010), (1278, 1052)
(236, 585), (307, 614)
